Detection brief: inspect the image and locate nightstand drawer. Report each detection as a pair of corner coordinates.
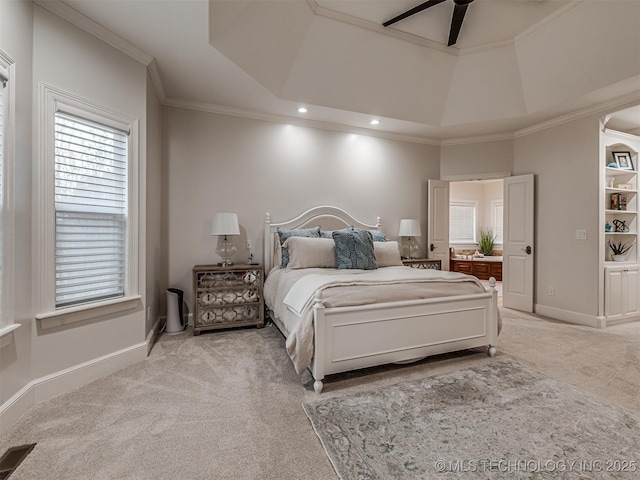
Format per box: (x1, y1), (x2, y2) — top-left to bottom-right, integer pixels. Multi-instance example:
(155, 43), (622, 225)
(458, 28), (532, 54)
(192, 264), (264, 335)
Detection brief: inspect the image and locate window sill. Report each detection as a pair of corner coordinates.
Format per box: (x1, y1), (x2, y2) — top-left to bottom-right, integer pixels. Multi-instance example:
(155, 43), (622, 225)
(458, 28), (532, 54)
(0, 324), (21, 349)
(36, 295), (142, 330)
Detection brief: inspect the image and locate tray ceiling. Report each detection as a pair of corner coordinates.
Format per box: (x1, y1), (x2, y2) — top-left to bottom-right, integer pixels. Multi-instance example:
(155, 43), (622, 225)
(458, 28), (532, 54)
(57, 0), (640, 140)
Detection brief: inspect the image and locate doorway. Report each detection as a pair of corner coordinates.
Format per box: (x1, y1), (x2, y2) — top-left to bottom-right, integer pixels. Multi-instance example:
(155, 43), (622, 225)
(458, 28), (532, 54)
(450, 179), (504, 299)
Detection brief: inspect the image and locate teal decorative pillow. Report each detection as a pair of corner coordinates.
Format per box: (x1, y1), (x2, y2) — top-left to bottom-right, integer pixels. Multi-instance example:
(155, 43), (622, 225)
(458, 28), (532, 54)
(355, 227), (386, 242)
(322, 226), (386, 242)
(332, 230), (378, 270)
(320, 227), (351, 239)
(277, 226), (321, 268)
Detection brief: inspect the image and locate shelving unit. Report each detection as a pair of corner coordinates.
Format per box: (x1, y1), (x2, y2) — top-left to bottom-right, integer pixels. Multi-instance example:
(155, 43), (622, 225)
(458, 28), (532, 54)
(603, 146), (639, 263)
(600, 127), (640, 326)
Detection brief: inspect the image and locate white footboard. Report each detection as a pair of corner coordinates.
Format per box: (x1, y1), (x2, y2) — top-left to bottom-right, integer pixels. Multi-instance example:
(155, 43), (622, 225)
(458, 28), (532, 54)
(310, 280), (498, 393)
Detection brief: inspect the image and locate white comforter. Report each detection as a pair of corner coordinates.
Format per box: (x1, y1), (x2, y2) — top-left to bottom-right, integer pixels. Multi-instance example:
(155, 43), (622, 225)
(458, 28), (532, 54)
(264, 266), (491, 374)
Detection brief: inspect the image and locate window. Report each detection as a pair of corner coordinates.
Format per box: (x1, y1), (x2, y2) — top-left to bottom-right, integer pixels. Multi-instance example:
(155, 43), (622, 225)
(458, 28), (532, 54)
(0, 70), (5, 322)
(54, 113), (128, 307)
(36, 85), (139, 323)
(450, 201), (477, 244)
(492, 200), (504, 244)
(0, 52), (13, 333)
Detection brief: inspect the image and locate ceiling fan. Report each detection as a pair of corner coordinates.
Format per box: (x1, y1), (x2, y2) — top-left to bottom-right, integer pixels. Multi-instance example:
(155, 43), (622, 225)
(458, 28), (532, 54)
(383, 0), (475, 47)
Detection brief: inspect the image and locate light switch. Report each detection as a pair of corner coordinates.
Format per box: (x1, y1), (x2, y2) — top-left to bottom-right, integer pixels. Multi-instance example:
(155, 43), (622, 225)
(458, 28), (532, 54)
(576, 229), (587, 240)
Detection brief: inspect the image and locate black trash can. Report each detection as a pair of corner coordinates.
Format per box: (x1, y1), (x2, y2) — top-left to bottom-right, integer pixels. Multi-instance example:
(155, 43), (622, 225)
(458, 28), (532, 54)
(166, 288), (186, 334)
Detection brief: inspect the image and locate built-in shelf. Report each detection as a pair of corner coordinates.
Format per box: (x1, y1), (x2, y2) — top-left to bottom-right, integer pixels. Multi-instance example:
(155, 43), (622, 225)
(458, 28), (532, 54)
(601, 128), (640, 325)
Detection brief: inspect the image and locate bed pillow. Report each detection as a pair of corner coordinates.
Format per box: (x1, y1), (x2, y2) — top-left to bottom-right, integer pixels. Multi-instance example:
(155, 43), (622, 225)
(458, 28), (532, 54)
(322, 226), (386, 242)
(320, 227), (351, 239)
(332, 229), (378, 270)
(284, 237), (337, 269)
(356, 228), (386, 242)
(374, 241), (403, 267)
(277, 226), (321, 268)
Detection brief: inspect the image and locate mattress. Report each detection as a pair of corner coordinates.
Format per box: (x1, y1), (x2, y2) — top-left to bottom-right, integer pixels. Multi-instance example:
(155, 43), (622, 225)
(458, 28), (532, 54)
(264, 266), (489, 373)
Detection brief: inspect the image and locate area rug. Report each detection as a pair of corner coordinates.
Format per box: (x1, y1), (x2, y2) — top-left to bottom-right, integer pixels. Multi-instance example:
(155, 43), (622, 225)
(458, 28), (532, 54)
(302, 359), (639, 479)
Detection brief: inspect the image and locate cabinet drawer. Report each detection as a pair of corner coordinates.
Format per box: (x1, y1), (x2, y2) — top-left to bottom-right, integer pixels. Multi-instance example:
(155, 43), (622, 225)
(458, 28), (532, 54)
(452, 261), (472, 274)
(473, 263), (490, 275)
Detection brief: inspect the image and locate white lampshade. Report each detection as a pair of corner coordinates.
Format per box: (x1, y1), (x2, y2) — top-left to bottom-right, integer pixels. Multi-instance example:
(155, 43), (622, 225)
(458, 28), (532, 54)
(211, 213), (240, 236)
(398, 219), (421, 237)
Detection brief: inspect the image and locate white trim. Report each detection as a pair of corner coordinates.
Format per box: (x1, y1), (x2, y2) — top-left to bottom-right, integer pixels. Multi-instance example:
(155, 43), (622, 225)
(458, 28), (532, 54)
(0, 324), (21, 349)
(162, 97), (441, 146)
(36, 295), (142, 329)
(441, 172), (511, 182)
(36, 84), (140, 317)
(0, 340), (148, 434)
(0, 49), (15, 330)
(33, 0), (153, 66)
(534, 304), (605, 329)
(515, 92), (640, 138)
(147, 59), (166, 102)
(441, 133), (514, 147)
(146, 315), (163, 356)
(307, 0), (586, 56)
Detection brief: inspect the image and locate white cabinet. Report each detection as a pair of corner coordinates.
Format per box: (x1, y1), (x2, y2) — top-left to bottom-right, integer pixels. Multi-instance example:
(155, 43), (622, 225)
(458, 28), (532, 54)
(600, 128), (640, 325)
(604, 265), (640, 324)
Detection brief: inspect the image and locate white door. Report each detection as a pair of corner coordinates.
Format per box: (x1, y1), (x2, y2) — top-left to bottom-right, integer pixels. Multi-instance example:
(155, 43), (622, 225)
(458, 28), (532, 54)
(503, 174), (535, 311)
(428, 180), (450, 271)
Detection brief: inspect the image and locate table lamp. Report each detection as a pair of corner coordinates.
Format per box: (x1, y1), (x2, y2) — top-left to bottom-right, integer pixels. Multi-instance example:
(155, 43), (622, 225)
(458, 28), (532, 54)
(211, 213), (240, 266)
(398, 219), (421, 259)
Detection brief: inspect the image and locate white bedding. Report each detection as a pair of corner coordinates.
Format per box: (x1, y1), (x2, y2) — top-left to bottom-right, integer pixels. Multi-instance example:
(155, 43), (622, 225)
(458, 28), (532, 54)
(264, 266), (490, 374)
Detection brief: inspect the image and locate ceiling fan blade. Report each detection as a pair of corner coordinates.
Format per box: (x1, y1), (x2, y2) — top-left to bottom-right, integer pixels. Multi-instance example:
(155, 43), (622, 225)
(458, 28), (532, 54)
(447, 3), (468, 46)
(383, 0), (447, 27)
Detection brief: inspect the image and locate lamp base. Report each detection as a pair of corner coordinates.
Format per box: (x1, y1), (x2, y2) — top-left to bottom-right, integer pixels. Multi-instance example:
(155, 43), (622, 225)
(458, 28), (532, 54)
(216, 236), (237, 267)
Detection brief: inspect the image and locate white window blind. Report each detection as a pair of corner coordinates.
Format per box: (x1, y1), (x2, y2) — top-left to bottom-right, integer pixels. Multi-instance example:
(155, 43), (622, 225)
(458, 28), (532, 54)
(492, 201), (504, 244)
(54, 112), (128, 308)
(450, 202), (476, 243)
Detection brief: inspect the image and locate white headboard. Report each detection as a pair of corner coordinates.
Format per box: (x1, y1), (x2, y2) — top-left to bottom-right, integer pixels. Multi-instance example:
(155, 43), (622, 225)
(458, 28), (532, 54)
(263, 206), (382, 272)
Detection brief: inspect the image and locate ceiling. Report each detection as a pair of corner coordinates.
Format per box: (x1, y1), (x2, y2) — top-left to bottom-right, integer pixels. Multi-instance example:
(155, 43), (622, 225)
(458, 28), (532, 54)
(52, 0), (640, 141)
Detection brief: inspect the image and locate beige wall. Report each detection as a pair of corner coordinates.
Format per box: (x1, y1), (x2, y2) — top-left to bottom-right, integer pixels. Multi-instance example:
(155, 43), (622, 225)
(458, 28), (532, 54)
(440, 139), (513, 179)
(0, 0), (34, 409)
(163, 107), (440, 308)
(514, 115), (601, 318)
(1, 2), (160, 426)
(30, 6), (149, 378)
(146, 73), (166, 325)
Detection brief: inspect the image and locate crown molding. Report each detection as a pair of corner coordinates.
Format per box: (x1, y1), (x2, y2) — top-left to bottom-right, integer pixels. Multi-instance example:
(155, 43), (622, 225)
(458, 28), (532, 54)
(515, 91), (640, 138)
(441, 132), (514, 147)
(307, 0), (453, 55)
(146, 59), (166, 102)
(34, 0), (154, 66)
(516, 0), (586, 42)
(162, 97), (441, 146)
(306, 0), (584, 57)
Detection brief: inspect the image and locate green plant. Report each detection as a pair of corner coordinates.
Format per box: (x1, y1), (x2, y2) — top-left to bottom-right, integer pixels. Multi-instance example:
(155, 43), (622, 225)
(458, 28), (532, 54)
(608, 239), (635, 256)
(478, 227), (496, 255)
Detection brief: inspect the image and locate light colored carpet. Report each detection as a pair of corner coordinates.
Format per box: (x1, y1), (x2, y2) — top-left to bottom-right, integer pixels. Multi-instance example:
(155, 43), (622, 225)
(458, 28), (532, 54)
(0, 308), (638, 479)
(303, 358), (639, 479)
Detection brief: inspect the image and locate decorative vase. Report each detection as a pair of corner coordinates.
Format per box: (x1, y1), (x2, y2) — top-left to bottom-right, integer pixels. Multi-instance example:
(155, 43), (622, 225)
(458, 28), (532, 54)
(612, 254), (626, 262)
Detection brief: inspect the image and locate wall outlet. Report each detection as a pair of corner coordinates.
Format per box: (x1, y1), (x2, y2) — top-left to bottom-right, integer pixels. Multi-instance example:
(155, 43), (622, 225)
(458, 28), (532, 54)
(576, 229), (587, 240)
(147, 307), (152, 321)
(548, 286), (555, 296)
(246, 239), (252, 250)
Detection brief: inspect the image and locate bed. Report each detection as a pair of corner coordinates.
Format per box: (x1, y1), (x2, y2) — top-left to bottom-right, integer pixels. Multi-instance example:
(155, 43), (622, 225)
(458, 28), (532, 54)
(263, 206), (499, 393)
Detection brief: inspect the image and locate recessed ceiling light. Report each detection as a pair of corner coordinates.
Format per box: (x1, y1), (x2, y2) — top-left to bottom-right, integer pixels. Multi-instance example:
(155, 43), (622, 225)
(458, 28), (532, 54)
(298, 107), (308, 113)
(370, 119), (380, 125)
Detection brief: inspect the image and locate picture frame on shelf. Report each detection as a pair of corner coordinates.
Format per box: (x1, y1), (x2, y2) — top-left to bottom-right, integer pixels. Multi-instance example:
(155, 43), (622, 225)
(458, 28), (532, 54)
(612, 151), (634, 171)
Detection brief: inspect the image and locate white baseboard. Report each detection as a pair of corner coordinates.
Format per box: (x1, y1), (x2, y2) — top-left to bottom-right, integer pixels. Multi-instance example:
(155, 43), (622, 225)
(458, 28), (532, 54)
(147, 316), (164, 355)
(0, 340), (148, 435)
(534, 304), (605, 329)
